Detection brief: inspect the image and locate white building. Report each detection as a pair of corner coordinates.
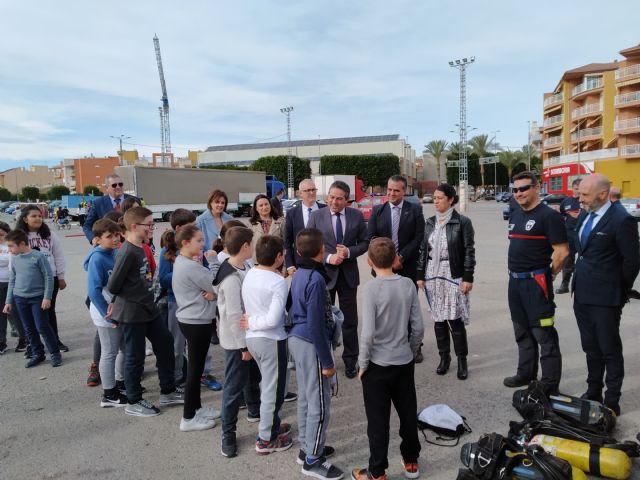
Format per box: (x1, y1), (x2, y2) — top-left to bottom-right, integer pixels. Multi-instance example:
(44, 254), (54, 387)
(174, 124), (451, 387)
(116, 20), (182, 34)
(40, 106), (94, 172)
(198, 134), (417, 182)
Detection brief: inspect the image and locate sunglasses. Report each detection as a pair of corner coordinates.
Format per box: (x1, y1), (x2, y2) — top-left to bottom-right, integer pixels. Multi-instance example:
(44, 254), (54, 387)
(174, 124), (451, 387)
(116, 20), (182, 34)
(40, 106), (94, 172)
(111, 182), (124, 188)
(512, 184), (534, 194)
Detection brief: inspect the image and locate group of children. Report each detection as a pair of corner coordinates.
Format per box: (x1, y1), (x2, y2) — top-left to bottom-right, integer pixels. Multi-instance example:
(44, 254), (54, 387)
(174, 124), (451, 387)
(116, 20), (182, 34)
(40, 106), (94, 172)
(2, 201), (427, 480)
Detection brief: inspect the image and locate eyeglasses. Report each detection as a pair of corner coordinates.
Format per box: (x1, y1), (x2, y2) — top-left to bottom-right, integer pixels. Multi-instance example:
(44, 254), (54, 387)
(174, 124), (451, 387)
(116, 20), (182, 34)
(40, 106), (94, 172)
(512, 184), (534, 194)
(301, 188), (318, 193)
(111, 182), (124, 188)
(137, 223), (155, 229)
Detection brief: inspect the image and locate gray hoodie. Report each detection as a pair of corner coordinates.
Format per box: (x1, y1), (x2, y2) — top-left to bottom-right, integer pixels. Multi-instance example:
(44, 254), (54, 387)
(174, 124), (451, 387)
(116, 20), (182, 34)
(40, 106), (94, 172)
(172, 254), (216, 324)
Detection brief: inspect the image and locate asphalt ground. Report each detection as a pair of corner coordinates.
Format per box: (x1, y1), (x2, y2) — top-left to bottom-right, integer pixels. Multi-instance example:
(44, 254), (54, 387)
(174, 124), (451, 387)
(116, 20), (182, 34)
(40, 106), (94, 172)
(0, 202), (638, 480)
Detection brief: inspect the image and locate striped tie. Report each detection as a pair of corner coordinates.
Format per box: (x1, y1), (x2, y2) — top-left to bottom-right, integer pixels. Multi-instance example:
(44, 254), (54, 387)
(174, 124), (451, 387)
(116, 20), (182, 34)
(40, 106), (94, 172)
(392, 205), (400, 252)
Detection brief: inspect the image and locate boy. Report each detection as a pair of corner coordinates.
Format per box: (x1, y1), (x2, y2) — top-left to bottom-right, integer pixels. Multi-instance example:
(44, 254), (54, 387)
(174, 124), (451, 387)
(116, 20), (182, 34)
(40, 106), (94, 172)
(215, 226), (261, 458)
(351, 238), (424, 480)
(85, 218), (127, 407)
(106, 206), (183, 417)
(240, 235), (292, 454)
(289, 228), (343, 480)
(3, 229), (59, 368)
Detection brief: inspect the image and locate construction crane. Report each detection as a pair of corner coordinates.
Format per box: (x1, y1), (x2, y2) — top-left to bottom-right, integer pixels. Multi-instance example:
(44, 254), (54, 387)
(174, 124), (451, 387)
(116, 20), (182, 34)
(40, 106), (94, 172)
(153, 34), (171, 166)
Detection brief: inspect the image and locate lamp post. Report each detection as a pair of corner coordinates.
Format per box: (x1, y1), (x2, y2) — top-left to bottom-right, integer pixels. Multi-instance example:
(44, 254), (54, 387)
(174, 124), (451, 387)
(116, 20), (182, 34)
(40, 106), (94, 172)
(280, 106), (294, 198)
(491, 130), (500, 192)
(449, 57), (475, 212)
(110, 135), (131, 166)
(527, 120), (531, 171)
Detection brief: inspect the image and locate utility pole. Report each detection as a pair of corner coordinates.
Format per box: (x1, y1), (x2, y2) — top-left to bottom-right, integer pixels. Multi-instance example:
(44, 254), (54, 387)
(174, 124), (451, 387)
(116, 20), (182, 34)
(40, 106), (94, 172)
(110, 135), (131, 166)
(449, 57), (475, 212)
(527, 120), (531, 171)
(280, 106), (294, 197)
(491, 130), (500, 192)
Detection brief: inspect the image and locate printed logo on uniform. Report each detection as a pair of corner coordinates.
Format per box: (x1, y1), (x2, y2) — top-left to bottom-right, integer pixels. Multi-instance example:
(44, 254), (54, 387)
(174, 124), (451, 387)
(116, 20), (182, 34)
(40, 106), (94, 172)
(525, 220), (536, 231)
(508, 223), (515, 231)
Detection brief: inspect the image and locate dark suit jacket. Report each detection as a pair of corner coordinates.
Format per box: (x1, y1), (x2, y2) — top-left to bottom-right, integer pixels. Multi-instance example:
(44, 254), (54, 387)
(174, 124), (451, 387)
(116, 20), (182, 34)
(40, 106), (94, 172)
(83, 194), (137, 242)
(367, 200), (425, 281)
(284, 201), (327, 269)
(307, 207), (369, 290)
(572, 203), (640, 307)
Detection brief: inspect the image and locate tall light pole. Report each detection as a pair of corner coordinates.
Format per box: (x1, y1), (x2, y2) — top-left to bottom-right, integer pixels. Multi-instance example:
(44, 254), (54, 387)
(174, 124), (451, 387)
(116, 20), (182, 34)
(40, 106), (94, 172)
(491, 130), (500, 192)
(449, 57), (475, 212)
(110, 135), (131, 166)
(280, 106), (294, 197)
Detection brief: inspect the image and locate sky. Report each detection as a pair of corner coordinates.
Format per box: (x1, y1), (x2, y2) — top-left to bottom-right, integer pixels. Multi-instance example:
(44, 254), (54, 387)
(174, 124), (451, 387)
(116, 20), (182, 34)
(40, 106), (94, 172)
(1, 1), (638, 170)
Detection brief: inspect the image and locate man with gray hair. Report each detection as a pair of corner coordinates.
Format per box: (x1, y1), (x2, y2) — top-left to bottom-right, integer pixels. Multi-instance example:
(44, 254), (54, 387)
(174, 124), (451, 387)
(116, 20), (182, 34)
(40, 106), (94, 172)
(609, 186), (622, 204)
(572, 173), (639, 415)
(83, 173), (137, 242)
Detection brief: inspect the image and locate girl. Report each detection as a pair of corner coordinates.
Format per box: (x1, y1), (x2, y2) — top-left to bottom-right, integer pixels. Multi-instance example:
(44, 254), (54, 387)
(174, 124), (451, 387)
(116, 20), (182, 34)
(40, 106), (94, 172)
(16, 205), (68, 352)
(248, 194), (284, 264)
(0, 221), (25, 354)
(172, 224), (220, 431)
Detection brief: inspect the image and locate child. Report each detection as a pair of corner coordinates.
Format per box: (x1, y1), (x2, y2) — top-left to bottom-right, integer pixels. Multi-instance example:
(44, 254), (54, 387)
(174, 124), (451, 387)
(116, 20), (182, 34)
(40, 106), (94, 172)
(159, 208), (197, 385)
(351, 237), (424, 480)
(240, 235), (291, 454)
(172, 223), (221, 432)
(289, 228), (343, 480)
(3, 229), (59, 368)
(0, 222), (25, 354)
(16, 205), (68, 352)
(106, 206), (183, 417)
(215, 226), (261, 458)
(84, 218), (127, 407)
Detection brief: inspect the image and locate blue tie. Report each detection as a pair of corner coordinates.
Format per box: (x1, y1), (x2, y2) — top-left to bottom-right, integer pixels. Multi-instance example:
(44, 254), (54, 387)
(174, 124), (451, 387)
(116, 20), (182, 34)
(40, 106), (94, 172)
(335, 212), (343, 244)
(580, 212), (597, 246)
(306, 207), (312, 227)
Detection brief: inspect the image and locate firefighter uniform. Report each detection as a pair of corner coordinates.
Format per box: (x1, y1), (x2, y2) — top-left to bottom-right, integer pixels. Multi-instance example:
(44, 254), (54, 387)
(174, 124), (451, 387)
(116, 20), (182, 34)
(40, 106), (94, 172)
(507, 203), (567, 393)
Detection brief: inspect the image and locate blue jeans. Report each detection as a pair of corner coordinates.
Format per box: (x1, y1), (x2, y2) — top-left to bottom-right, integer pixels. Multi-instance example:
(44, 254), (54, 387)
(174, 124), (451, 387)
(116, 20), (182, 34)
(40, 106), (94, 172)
(221, 348), (261, 437)
(14, 295), (59, 358)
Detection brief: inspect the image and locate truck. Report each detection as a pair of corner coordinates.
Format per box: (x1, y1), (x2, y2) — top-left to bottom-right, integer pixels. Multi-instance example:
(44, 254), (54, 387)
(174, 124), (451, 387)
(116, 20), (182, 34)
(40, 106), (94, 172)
(312, 174), (366, 203)
(61, 195), (101, 220)
(235, 174), (288, 217)
(115, 166), (268, 221)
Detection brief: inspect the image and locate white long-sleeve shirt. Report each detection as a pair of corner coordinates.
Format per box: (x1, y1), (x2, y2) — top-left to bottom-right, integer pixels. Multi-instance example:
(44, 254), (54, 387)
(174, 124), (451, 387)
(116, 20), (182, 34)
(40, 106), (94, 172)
(242, 268), (288, 341)
(27, 231), (66, 279)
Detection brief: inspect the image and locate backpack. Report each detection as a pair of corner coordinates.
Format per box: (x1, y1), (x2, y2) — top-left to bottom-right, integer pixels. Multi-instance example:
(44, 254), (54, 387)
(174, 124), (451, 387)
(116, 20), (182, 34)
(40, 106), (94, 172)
(417, 404), (472, 446)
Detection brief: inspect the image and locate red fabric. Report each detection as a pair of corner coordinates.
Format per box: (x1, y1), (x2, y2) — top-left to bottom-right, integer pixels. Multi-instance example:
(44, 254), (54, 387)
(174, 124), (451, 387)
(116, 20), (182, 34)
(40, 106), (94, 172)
(508, 233), (547, 240)
(143, 243), (156, 276)
(533, 272), (549, 300)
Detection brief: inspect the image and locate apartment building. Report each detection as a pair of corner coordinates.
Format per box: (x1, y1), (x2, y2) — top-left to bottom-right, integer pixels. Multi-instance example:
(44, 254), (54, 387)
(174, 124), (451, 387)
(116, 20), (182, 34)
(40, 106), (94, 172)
(62, 156), (120, 193)
(541, 43), (640, 196)
(0, 165), (59, 194)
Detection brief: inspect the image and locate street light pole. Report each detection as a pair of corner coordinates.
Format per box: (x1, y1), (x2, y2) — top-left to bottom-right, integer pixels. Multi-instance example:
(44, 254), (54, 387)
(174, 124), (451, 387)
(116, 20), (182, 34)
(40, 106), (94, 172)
(527, 120), (531, 171)
(110, 135), (131, 166)
(280, 107), (294, 197)
(449, 57), (475, 212)
(491, 130), (500, 192)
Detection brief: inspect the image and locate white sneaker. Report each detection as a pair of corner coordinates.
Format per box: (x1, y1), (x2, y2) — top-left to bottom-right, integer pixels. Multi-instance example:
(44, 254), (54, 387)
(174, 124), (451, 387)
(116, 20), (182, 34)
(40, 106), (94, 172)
(180, 415), (216, 432)
(197, 405), (221, 420)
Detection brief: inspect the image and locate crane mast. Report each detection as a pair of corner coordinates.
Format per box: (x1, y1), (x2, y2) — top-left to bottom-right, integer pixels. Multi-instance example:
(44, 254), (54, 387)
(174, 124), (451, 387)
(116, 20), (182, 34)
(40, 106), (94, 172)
(153, 34), (171, 166)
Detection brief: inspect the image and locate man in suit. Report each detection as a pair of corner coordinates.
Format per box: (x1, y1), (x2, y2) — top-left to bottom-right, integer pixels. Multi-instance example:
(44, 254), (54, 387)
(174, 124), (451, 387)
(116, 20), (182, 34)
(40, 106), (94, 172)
(284, 179), (326, 275)
(307, 180), (369, 378)
(83, 173), (137, 242)
(572, 173), (639, 416)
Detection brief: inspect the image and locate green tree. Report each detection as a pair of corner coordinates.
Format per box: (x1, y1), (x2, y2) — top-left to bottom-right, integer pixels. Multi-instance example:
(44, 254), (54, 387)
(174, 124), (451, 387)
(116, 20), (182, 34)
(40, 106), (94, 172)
(83, 185), (103, 196)
(0, 187), (12, 202)
(21, 186), (40, 202)
(47, 185), (71, 200)
(423, 140), (448, 185)
(468, 134), (492, 158)
(319, 154), (400, 189)
(250, 156), (311, 189)
(499, 150), (527, 181)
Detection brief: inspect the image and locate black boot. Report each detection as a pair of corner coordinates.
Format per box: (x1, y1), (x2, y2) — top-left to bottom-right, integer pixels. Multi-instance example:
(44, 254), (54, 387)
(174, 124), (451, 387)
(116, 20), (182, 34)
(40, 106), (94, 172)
(434, 322), (451, 375)
(555, 273), (571, 294)
(457, 356), (468, 380)
(449, 319), (469, 380)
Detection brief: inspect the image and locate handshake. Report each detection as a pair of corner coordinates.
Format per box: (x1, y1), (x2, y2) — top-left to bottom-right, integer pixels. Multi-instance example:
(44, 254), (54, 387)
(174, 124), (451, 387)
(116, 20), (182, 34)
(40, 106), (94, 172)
(328, 244), (349, 266)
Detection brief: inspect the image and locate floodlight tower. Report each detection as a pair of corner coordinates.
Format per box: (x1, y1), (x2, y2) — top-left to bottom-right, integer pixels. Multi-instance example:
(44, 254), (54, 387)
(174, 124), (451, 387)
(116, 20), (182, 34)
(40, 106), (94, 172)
(280, 106), (294, 197)
(449, 56), (475, 212)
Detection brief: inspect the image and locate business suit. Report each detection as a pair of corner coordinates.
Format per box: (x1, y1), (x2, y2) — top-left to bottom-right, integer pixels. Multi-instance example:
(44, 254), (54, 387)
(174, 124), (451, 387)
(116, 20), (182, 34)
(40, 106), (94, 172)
(572, 203), (640, 410)
(367, 200), (425, 281)
(83, 194), (137, 242)
(284, 201), (327, 269)
(307, 207), (369, 371)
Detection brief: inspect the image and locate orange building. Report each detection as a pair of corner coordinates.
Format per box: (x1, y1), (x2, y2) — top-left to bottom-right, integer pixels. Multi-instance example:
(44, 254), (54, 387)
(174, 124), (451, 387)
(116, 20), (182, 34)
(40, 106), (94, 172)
(63, 156), (120, 193)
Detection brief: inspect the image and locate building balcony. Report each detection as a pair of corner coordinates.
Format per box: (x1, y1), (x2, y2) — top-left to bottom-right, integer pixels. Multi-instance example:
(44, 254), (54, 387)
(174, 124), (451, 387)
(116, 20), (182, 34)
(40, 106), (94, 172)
(615, 91), (640, 108)
(543, 113), (564, 129)
(543, 92), (564, 109)
(545, 148), (617, 166)
(543, 136), (563, 149)
(614, 117), (640, 133)
(570, 126), (602, 142)
(620, 144), (640, 158)
(571, 103), (602, 119)
(572, 78), (603, 98)
(615, 64), (640, 82)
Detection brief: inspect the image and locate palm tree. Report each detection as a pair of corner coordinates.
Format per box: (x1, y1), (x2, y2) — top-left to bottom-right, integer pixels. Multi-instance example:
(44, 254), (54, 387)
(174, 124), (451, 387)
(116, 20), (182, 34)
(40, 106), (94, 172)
(468, 134), (492, 158)
(499, 150), (526, 181)
(423, 140), (448, 185)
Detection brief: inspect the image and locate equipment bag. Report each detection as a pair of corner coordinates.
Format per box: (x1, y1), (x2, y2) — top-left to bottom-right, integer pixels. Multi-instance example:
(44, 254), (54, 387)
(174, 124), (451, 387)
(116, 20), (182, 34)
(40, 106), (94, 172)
(418, 404), (471, 446)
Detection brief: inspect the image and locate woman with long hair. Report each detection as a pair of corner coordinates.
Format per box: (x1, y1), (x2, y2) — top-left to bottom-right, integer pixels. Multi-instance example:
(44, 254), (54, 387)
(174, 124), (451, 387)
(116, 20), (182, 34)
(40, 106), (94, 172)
(248, 194), (284, 264)
(196, 190), (233, 251)
(416, 184), (476, 380)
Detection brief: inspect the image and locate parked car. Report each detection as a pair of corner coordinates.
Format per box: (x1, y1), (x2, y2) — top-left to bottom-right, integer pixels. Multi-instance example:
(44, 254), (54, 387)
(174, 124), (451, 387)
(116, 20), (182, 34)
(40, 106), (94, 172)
(501, 192), (513, 202)
(541, 194), (567, 207)
(282, 199), (297, 217)
(0, 201), (15, 211)
(5, 202), (21, 214)
(422, 194), (433, 204)
(354, 195), (387, 221)
(620, 198), (640, 221)
(495, 192), (506, 202)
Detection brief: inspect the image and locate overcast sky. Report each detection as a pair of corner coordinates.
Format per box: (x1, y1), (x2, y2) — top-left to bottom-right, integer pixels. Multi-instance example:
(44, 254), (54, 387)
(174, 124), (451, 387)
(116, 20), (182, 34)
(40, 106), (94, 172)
(1, 1), (637, 170)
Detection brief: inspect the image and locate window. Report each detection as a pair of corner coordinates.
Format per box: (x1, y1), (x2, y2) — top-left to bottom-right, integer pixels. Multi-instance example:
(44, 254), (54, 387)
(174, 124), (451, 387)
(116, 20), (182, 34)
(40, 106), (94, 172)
(550, 176), (563, 191)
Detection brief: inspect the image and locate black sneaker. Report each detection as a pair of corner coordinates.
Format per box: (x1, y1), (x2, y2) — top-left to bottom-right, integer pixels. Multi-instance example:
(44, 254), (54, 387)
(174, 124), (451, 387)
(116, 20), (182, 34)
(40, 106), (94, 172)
(15, 339), (26, 353)
(24, 345), (32, 358)
(50, 354), (62, 367)
(284, 391), (298, 402)
(297, 446), (336, 465)
(0, 342), (7, 355)
(221, 434), (238, 458)
(57, 341), (70, 353)
(302, 457), (344, 479)
(100, 391), (128, 408)
(25, 354), (46, 368)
